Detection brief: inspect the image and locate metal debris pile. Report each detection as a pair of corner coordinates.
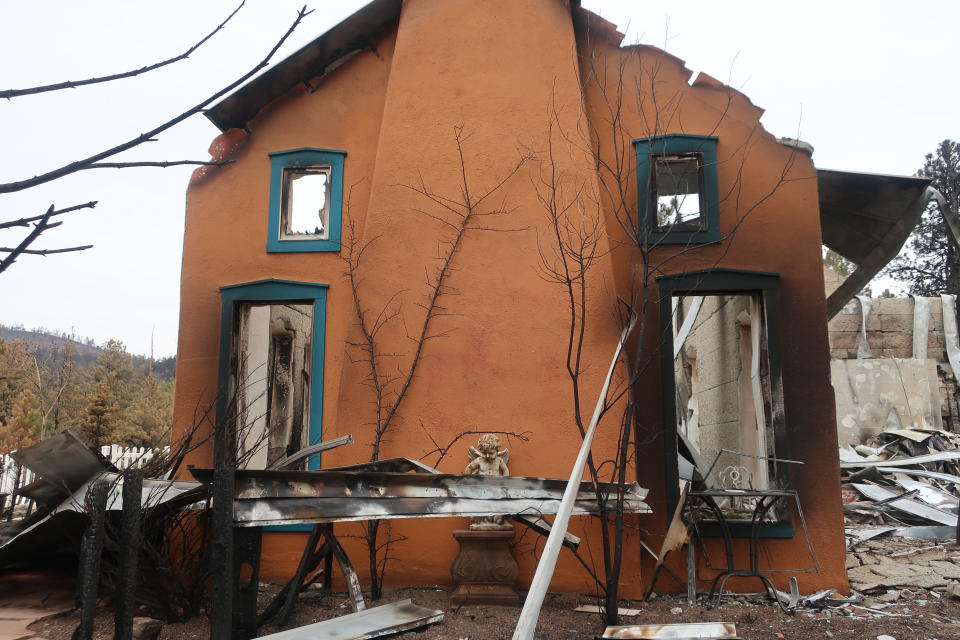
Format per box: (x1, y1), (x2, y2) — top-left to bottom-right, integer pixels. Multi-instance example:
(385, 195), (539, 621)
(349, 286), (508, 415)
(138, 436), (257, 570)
(837, 427), (960, 618)
(840, 428), (960, 535)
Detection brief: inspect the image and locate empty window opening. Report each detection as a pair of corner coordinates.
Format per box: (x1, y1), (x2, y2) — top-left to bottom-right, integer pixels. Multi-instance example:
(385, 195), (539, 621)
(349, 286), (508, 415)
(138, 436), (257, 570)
(654, 154), (704, 231)
(230, 302), (314, 469)
(281, 167), (330, 240)
(672, 293), (784, 521)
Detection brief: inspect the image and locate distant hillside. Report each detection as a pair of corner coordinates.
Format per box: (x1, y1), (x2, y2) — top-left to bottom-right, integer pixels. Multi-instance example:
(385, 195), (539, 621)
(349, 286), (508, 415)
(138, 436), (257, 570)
(0, 325), (175, 381)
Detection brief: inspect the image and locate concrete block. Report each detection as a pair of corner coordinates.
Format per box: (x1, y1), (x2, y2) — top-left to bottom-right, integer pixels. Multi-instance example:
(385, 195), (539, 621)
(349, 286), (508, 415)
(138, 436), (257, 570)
(829, 331), (860, 349)
(880, 314), (913, 333)
(876, 297), (913, 315)
(881, 332), (913, 351)
(930, 312), (944, 331)
(829, 313), (862, 332)
(830, 349), (849, 359)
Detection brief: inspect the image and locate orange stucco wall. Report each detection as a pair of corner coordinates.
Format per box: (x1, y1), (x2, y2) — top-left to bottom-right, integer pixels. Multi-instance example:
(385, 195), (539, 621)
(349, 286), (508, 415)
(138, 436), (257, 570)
(173, 0), (848, 598)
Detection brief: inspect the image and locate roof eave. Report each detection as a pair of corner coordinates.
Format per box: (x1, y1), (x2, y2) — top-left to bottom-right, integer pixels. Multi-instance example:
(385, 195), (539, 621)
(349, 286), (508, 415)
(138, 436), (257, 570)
(204, 0), (402, 132)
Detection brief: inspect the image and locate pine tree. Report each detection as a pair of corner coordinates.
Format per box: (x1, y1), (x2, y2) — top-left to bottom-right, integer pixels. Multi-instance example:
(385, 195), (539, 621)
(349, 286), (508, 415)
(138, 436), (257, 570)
(0, 391), (41, 455)
(48, 341), (87, 434)
(89, 339), (135, 408)
(116, 375), (173, 447)
(80, 382), (119, 448)
(886, 140), (960, 296)
(0, 339), (29, 424)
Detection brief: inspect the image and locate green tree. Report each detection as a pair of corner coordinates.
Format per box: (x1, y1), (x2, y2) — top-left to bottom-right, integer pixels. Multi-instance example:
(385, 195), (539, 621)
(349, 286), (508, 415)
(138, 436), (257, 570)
(0, 391), (41, 455)
(80, 382), (119, 448)
(886, 139), (960, 296)
(0, 339), (29, 423)
(88, 339), (135, 407)
(47, 342), (88, 434)
(116, 375), (173, 447)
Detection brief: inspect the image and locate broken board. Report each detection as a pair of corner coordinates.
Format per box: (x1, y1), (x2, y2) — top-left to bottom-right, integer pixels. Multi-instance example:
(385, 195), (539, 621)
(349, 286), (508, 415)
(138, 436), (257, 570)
(255, 599), (443, 639)
(602, 621), (739, 639)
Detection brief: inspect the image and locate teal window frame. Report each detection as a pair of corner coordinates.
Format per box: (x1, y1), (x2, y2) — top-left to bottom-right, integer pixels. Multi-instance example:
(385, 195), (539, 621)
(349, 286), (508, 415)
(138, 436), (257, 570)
(267, 148), (346, 253)
(635, 134), (720, 245)
(217, 279), (328, 472)
(656, 268), (791, 539)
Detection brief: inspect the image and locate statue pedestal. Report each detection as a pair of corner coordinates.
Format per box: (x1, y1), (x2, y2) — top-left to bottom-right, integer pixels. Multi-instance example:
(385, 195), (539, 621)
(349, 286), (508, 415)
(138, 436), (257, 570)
(450, 529), (520, 606)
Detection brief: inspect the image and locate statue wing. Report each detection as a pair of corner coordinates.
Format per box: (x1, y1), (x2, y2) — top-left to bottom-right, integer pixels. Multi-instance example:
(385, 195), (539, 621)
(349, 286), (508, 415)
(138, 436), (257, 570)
(467, 445), (480, 461)
(499, 448), (509, 465)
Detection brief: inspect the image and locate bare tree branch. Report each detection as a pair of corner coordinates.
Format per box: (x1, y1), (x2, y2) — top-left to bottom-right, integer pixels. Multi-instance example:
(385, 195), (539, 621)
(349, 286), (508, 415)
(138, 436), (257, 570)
(0, 245), (93, 255)
(0, 201), (96, 230)
(82, 160), (234, 170)
(342, 129), (528, 599)
(0, 2), (246, 99)
(2, 205), (53, 274)
(0, 5), (312, 194)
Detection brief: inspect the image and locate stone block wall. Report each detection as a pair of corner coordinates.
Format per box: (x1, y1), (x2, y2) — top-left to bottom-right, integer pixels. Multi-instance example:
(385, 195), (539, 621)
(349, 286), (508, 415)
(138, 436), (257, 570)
(828, 297), (948, 362)
(826, 291), (960, 434)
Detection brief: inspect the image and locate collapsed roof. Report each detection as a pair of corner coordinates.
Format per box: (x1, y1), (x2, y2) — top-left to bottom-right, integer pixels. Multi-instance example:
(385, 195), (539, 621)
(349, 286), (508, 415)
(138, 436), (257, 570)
(819, 169), (936, 318)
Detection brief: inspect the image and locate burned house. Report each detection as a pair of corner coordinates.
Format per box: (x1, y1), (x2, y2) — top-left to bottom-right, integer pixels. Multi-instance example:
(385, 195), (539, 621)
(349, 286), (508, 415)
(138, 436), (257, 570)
(172, 0), (857, 597)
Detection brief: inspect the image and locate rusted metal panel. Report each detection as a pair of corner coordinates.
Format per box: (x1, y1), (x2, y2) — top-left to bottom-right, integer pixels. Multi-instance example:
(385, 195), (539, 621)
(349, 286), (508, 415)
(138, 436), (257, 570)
(230, 495), (649, 527)
(11, 429), (105, 499)
(188, 468), (649, 526)
(192, 468), (647, 501)
(0, 472), (204, 567)
(255, 598), (443, 640)
(602, 622), (739, 639)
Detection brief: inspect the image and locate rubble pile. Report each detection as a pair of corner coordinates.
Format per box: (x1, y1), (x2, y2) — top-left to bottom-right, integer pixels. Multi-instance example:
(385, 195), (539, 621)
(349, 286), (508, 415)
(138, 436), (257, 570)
(840, 428), (959, 533)
(838, 427), (960, 614)
(846, 536), (960, 593)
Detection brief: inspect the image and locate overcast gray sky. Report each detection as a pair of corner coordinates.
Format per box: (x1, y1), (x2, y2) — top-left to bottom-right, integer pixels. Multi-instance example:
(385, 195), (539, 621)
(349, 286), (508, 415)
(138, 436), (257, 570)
(1, 1), (957, 357)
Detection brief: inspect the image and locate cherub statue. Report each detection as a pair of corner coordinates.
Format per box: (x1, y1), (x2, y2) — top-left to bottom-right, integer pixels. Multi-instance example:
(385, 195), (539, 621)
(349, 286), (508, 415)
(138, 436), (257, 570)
(465, 433), (509, 477)
(465, 434), (512, 530)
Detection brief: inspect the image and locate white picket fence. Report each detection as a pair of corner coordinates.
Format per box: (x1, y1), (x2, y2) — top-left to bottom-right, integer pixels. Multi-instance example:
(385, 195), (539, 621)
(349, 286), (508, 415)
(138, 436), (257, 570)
(0, 444), (169, 508)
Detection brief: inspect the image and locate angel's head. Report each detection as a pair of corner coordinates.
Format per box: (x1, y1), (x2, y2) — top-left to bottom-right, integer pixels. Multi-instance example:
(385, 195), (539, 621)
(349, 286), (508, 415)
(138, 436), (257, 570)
(476, 433), (502, 458)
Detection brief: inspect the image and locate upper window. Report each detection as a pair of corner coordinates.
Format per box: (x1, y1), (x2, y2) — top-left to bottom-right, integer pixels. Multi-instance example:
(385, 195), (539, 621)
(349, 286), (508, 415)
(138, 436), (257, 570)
(635, 135), (719, 245)
(267, 148), (346, 253)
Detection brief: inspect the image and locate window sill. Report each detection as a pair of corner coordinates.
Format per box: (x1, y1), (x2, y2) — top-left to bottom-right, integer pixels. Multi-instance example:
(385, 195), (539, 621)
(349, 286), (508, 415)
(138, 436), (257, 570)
(696, 521), (794, 539)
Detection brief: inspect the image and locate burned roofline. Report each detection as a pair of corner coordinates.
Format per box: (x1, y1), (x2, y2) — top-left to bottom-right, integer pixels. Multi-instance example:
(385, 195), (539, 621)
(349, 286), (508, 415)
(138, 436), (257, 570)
(204, 0), (402, 132)
(205, 1), (616, 133)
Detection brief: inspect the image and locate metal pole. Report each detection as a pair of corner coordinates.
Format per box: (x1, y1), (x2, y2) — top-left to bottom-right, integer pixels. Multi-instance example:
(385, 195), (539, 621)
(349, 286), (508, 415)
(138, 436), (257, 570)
(513, 314), (635, 640)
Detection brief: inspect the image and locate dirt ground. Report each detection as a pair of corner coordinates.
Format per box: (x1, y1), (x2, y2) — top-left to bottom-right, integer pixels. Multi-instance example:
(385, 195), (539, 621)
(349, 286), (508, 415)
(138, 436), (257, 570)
(25, 565), (960, 640)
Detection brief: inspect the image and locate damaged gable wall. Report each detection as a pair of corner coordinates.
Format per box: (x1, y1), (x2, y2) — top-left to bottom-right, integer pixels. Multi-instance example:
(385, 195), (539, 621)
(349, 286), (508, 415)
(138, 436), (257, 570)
(575, 10), (848, 593)
(172, 0), (850, 598)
